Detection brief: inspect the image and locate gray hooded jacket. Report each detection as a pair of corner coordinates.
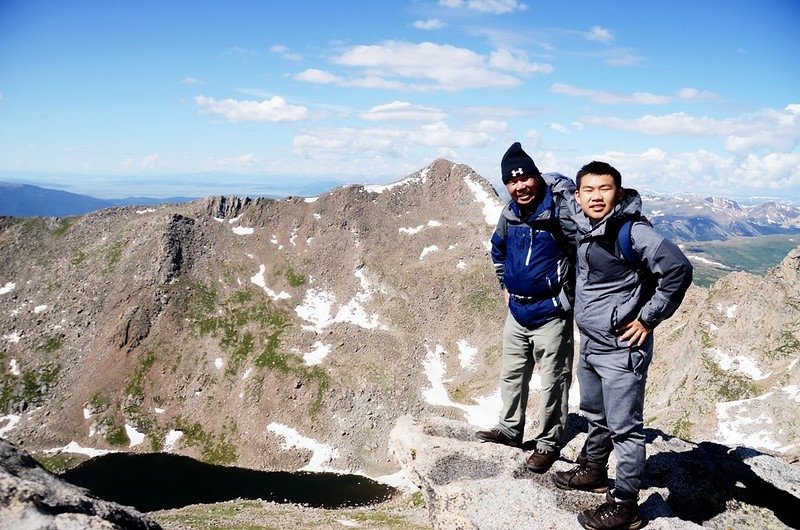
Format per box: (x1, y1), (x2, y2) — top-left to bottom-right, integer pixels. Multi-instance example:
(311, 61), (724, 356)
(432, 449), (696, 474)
(572, 189), (693, 354)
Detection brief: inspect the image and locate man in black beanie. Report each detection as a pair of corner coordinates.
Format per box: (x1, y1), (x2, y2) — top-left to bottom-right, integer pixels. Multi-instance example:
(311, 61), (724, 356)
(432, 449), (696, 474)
(476, 142), (577, 474)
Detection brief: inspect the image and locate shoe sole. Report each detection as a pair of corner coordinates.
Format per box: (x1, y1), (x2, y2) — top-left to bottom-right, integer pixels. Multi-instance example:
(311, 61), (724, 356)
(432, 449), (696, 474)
(475, 436), (521, 448)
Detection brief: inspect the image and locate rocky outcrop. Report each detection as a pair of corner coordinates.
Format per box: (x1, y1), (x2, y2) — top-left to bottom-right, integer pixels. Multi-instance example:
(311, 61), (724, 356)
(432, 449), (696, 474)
(0, 438), (161, 530)
(390, 415), (800, 529)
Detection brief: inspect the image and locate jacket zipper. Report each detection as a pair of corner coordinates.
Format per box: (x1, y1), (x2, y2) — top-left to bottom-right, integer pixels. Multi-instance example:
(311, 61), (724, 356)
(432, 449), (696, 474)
(525, 227), (533, 266)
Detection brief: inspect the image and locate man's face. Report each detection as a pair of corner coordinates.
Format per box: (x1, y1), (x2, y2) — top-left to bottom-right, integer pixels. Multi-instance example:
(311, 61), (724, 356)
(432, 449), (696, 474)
(505, 174), (540, 208)
(575, 173), (623, 224)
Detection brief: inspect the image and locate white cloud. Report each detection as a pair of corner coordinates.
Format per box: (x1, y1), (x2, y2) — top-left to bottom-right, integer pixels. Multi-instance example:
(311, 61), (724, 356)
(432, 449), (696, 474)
(294, 68), (406, 90)
(586, 26), (614, 43)
(583, 105), (800, 155)
(410, 122), (494, 148)
(293, 121), (494, 160)
(360, 101), (447, 122)
(439, 0), (527, 14)
(583, 147), (800, 197)
(413, 18), (445, 30)
(294, 68), (342, 84)
(551, 83), (670, 105)
(269, 44), (303, 61)
(676, 87), (718, 101)
(180, 77), (201, 85)
(549, 122), (569, 134)
(195, 95), (309, 123)
(329, 41), (533, 91)
(472, 119), (507, 133)
(489, 48), (553, 75)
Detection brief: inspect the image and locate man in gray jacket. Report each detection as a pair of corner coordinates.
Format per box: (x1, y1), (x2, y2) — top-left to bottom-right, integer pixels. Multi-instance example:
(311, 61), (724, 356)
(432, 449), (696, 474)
(552, 161), (692, 530)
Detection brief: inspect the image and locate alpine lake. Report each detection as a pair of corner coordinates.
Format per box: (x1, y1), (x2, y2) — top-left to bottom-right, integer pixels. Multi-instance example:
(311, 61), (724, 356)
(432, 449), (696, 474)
(60, 452), (397, 512)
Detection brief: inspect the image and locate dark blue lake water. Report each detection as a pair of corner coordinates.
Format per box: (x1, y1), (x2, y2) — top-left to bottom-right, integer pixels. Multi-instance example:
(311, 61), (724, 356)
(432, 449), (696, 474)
(60, 452), (396, 512)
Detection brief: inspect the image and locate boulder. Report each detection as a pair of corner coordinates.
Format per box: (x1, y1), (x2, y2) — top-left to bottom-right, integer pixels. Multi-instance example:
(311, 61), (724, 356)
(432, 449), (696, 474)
(0, 438), (161, 530)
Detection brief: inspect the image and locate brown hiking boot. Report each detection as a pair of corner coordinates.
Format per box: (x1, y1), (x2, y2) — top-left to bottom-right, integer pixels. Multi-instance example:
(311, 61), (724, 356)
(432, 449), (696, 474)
(578, 491), (643, 530)
(551, 460), (609, 493)
(475, 428), (522, 448)
(525, 447), (560, 473)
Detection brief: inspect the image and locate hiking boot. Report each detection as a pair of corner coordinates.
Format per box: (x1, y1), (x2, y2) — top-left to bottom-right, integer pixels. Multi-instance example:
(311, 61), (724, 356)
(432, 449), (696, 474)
(551, 460), (609, 493)
(578, 491), (643, 530)
(475, 428), (522, 448)
(525, 447), (560, 473)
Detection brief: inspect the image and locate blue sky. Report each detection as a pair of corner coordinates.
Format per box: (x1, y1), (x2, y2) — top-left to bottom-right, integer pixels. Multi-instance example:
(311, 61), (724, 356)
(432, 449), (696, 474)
(0, 0), (798, 200)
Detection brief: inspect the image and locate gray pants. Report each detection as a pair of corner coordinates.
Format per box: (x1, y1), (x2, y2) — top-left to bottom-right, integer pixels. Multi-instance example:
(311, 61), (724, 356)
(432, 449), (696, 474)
(496, 313), (573, 451)
(578, 335), (653, 498)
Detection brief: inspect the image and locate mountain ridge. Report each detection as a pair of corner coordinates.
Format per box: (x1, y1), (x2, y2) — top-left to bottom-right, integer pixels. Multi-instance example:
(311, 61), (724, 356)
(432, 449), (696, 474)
(3, 178), (800, 245)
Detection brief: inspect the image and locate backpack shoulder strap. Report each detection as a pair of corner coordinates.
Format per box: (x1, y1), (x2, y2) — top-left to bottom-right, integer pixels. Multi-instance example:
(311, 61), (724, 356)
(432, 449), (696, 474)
(617, 219), (637, 266)
(616, 216), (652, 267)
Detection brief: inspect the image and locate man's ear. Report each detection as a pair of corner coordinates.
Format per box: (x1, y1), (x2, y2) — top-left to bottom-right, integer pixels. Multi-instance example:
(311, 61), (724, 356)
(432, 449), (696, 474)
(616, 187), (624, 201)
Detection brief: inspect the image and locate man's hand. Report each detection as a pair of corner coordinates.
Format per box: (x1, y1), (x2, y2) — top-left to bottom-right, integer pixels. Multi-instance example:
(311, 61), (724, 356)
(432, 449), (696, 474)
(616, 319), (651, 347)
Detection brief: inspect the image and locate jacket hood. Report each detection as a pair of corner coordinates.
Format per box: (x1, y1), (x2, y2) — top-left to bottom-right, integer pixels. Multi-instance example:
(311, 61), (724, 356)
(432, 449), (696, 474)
(573, 187), (643, 237)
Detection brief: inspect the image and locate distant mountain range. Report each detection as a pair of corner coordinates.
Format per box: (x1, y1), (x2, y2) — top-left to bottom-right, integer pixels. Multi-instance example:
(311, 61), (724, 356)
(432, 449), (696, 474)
(0, 182), (196, 217)
(641, 191), (800, 242)
(3, 181), (800, 243)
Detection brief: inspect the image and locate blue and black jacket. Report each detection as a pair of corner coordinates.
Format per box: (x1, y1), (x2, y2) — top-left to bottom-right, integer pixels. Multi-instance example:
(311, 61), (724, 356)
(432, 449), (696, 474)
(491, 174), (577, 329)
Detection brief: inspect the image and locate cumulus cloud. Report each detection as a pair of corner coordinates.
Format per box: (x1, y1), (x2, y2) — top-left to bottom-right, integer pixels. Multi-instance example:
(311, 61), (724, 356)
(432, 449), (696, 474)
(293, 121), (495, 161)
(551, 83), (670, 105)
(311, 40), (549, 91)
(413, 18), (445, 30)
(586, 26), (614, 43)
(439, 0), (527, 14)
(552, 83), (720, 105)
(294, 68), (405, 90)
(588, 147), (800, 197)
(360, 101), (447, 122)
(195, 95), (309, 123)
(584, 105), (800, 155)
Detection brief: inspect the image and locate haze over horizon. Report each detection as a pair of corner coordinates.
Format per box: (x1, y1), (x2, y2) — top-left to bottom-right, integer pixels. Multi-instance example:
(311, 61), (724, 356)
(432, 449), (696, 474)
(0, 1), (797, 200)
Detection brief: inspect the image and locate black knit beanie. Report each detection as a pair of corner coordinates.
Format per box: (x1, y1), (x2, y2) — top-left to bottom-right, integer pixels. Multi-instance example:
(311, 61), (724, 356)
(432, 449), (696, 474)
(501, 142), (540, 184)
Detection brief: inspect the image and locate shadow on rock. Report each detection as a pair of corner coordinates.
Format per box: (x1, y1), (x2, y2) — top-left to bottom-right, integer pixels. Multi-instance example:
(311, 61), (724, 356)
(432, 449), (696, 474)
(644, 441), (800, 528)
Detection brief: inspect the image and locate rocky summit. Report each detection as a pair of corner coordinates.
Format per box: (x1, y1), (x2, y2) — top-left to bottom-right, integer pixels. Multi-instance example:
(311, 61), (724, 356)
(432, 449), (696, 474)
(390, 415), (800, 529)
(0, 159), (799, 528)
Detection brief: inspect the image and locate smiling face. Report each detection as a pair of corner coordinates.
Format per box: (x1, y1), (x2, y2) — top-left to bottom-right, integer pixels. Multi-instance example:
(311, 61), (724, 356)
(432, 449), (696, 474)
(505, 174), (540, 210)
(575, 173), (624, 225)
